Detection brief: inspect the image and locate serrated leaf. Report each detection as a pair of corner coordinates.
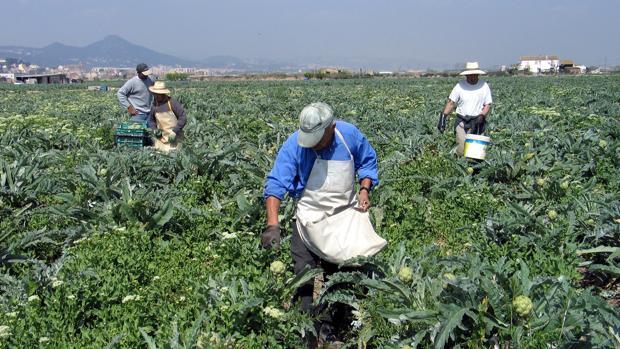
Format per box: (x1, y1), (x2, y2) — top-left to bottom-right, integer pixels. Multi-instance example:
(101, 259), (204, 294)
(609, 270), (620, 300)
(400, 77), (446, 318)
(286, 266), (322, 291)
(151, 200), (174, 227)
(434, 306), (470, 349)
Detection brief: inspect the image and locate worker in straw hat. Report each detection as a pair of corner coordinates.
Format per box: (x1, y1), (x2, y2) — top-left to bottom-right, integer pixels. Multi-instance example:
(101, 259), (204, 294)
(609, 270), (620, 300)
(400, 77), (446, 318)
(117, 63), (155, 122)
(262, 102), (387, 348)
(438, 62), (493, 156)
(147, 81), (187, 152)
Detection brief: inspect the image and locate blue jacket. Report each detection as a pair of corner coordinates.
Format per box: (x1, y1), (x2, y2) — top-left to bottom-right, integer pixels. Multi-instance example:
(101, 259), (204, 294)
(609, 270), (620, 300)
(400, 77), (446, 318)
(264, 121), (379, 200)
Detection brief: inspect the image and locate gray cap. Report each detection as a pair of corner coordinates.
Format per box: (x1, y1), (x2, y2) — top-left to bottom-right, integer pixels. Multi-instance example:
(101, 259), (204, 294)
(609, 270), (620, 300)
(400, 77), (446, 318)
(297, 102), (334, 148)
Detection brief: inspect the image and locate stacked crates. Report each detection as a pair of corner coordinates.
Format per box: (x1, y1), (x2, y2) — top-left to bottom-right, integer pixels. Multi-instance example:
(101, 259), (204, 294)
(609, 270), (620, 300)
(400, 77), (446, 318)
(114, 121), (149, 148)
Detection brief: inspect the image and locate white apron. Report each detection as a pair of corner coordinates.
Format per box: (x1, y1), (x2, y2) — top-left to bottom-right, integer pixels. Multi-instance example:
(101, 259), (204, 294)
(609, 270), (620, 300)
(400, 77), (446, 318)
(295, 128), (387, 264)
(154, 100), (182, 152)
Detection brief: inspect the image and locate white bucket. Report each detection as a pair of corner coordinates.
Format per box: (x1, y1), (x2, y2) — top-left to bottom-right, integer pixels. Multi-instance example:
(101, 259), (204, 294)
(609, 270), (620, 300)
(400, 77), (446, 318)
(463, 134), (491, 160)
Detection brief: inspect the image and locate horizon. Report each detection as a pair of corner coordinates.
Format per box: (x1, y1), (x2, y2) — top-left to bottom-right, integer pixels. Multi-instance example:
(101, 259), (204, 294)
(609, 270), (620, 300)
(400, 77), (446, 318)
(1, 0), (619, 70)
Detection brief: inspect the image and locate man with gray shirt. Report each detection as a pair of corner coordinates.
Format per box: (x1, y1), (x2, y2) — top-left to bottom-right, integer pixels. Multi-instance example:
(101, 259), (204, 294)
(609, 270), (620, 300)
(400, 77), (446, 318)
(117, 63), (155, 122)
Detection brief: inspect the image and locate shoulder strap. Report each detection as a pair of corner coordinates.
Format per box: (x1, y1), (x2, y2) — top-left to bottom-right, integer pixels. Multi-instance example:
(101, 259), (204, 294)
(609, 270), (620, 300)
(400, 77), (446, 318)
(334, 128), (353, 159)
(167, 100), (176, 118)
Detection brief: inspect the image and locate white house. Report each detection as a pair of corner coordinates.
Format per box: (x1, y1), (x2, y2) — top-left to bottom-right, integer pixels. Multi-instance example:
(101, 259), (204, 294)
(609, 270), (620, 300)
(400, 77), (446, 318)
(519, 55), (560, 73)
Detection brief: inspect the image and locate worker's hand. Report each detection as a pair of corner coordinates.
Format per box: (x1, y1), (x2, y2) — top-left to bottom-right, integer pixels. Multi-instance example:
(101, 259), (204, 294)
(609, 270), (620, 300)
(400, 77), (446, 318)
(437, 112), (448, 133)
(474, 114), (486, 134)
(127, 105), (139, 115)
(167, 132), (176, 143)
(261, 225), (281, 249)
(358, 189), (371, 212)
(153, 129), (163, 138)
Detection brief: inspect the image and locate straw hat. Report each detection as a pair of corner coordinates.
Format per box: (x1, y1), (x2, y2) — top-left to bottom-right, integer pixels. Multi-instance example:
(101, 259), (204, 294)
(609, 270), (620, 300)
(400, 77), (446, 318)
(459, 62), (486, 76)
(149, 81), (170, 95)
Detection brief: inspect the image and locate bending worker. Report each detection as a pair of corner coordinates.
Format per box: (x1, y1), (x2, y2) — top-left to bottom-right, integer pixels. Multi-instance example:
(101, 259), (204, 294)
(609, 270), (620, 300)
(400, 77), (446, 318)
(438, 61), (493, 156)
(262, 102), (387, 347)
(147, 81), (187, 152)
(117, 63), (155, 122)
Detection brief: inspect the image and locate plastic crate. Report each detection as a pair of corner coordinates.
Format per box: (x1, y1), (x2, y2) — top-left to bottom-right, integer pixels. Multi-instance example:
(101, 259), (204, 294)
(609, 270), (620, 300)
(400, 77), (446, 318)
(115, 121), (148, 147)
(115, 135), (146, 148)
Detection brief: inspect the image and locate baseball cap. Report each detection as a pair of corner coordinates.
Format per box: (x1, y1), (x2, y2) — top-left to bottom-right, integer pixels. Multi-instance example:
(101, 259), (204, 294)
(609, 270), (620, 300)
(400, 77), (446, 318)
(297, 102), (334, 148)
(136, 63), (151, 76)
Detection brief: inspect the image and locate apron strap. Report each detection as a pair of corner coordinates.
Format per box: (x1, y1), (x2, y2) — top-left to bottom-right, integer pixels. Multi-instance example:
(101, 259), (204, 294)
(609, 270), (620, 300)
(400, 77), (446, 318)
(167, 100), (176, 118)
(334, 128), (353, 160)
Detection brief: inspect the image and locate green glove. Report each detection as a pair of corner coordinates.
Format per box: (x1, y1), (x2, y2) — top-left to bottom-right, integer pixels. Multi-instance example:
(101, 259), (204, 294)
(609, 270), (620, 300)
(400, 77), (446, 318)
(168, 132), (176, 143)
(153, 129), (163, 138)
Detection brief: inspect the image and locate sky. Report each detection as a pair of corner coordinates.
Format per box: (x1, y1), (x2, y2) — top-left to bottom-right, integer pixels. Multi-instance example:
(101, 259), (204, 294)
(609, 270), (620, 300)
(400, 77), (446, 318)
(2, 0), (619, 69)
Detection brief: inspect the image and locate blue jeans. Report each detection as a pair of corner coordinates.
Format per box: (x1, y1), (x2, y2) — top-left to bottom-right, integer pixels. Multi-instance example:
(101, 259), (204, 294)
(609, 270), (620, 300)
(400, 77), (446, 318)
(130, 113), (149, 123)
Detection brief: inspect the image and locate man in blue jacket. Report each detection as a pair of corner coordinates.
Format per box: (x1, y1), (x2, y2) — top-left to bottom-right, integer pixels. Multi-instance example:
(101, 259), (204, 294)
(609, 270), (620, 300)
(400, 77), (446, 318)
(262, 102), (386, 348)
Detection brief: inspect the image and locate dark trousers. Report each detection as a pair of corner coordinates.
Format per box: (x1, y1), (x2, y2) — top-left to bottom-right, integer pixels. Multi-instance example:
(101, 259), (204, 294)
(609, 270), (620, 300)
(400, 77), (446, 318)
(290, 220), (356, 346)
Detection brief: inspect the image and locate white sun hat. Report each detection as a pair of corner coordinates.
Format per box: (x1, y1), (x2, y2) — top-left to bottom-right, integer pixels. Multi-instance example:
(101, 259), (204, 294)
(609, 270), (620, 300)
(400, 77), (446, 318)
(297, 102), (335, 148)
(460, 62), (486, 76)
(148, 81), (171, 95)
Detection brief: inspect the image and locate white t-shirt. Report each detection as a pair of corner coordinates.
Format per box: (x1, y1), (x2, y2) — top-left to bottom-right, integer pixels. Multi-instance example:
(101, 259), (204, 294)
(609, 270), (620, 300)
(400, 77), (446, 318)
(448, 80), (493, 117)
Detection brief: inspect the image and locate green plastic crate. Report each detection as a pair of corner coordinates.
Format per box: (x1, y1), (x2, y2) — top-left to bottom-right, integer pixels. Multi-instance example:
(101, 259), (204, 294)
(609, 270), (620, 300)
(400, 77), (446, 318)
(115, 121), (148, 147)
(115, 135), (146, 148)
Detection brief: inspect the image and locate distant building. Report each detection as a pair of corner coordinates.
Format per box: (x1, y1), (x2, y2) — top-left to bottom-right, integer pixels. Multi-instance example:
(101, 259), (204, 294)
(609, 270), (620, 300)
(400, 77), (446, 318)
(320, 68), (340, 75)
(14, 73), (69, 84)
(519, 55), (560, 73)
(0, 73), (15, 83)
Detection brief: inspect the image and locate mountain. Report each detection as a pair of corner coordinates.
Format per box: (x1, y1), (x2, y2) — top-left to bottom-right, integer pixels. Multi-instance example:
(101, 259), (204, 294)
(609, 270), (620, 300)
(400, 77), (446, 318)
(0, 35), (439, 71)
(0, 35), (198, 68)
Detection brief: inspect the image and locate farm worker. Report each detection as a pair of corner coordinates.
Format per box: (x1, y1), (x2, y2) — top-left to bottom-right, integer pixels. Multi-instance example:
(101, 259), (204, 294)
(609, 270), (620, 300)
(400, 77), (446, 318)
(438, 61), (493, 156)
(117, 63), (155, 122)
(262, 102), (387, 347)
(147, 81), (187, 152)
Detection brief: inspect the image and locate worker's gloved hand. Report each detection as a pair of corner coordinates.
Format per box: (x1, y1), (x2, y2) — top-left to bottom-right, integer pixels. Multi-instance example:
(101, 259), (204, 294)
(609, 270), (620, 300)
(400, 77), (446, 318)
(167, 132), (176, 143)
(437, 112), (448, 133)
(261, 225), (281, 249)
(473, 114), (486, 134)
(153, 129), (163, 138)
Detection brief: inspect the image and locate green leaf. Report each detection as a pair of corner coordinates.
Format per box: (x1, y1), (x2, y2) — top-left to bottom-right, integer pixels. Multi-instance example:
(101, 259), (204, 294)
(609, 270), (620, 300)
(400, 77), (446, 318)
(286, 266), (323, 291)
(184, 311), (206, 347)
(104, 334), (125, 349)
(434, 305), (470, 349)
(589, 264), (620, 277)
(376, 308), (437, 321)
(576, 246), (618, 255)
(235, 192), (251, 213)
(151, 200), (174, 227)
(139, 328), (158, 349)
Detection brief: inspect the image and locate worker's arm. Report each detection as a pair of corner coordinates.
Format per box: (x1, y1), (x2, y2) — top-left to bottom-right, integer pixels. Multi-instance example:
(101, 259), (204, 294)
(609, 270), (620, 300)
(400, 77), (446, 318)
(171, 99), (187, 134)
(261, 196), (282, 249)
(265, 196), (281, 226)
(481, 103), (491, 117)
(442, 99), (455, 115)
(117, 79), (138, 115)
(261, 137), (298, 250)
(437, 99), (455, 133)
(358, 177), (372, 211)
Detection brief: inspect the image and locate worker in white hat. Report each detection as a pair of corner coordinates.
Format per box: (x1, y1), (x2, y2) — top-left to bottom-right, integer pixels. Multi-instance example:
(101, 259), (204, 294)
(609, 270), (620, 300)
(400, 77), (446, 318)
(147, 81), (187, 152)
(438, 62), (493, 156)
(262, 102), (386, 347)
